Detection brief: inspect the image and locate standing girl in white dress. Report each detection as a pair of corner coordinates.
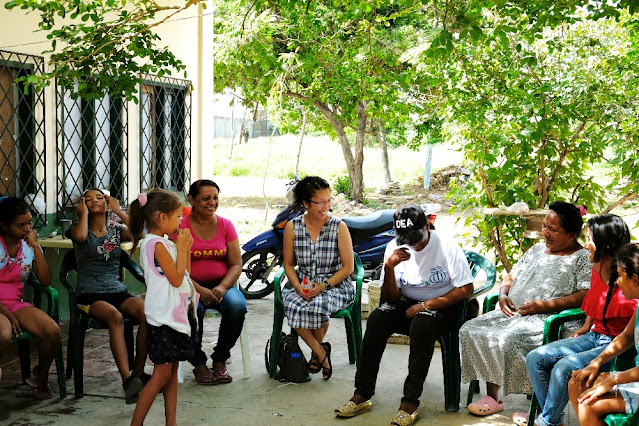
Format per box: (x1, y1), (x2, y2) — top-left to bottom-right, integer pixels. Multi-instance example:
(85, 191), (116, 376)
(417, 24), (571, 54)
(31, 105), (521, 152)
(128, 190), (198, 426)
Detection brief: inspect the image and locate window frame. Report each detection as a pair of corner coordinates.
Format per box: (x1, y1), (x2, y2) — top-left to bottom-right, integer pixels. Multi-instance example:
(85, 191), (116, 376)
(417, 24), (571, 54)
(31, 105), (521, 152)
(139, 75), (192, 193)
(0, 50), (47, 227)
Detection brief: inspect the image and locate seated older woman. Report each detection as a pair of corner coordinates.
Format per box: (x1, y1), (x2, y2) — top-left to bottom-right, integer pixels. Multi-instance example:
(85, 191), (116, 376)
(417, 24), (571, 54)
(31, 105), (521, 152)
(460, 201), (591, 416)
(281, 176), (355, 381)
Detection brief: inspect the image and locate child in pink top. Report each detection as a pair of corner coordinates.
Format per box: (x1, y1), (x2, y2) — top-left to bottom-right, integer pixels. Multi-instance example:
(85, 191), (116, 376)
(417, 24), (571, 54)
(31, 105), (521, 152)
(0, 197), (59, 399)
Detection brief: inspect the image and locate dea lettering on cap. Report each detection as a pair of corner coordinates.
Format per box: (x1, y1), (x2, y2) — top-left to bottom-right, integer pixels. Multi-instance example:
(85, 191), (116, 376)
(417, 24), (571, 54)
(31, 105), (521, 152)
(395, 217), (415, 229)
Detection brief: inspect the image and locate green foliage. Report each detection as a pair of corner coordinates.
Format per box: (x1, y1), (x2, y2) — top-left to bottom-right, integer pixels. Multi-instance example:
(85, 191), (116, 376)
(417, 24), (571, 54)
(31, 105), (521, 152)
(4, 0), (195, 100)
(420, 4), (639, 271)
(333, 174), (352, 198)
(229, 165), (252, 176)
(212, 0), (441, 200)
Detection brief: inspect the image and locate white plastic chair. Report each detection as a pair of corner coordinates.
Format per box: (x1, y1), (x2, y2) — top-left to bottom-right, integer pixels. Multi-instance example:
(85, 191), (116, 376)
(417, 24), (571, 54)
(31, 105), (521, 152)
(178, 281), (251, 382)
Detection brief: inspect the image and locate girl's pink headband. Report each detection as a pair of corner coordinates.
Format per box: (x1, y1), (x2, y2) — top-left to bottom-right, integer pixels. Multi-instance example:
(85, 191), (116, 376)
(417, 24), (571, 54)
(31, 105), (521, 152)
(138, 193), (147, 207)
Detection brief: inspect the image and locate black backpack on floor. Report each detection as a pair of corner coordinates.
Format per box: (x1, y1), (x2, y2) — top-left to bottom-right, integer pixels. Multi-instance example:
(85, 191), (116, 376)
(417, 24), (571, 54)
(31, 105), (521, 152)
(265, 331), (311, 383)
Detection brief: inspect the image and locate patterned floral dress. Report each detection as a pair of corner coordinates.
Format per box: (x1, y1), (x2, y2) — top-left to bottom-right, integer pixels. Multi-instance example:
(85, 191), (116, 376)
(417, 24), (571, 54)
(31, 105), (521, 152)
(282, 215), (355, 329)
(460, 243), (591, 395)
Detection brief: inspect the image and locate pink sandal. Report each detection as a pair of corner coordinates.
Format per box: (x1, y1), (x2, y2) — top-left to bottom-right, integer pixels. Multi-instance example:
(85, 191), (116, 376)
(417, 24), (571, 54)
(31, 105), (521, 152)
(513, 411), (528, 426)
(468, 395), (505, 416)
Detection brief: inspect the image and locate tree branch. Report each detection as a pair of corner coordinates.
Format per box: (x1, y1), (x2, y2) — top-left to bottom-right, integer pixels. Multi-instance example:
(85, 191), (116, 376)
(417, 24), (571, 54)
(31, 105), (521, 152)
(602, 191), (639, 214)
(52, 0), (203, 68)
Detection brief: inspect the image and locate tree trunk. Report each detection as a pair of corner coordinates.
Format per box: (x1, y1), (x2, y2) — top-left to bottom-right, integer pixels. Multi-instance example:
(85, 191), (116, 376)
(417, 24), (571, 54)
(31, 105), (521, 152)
(348, 102), (367, 201)
(314, 101), (366, 202)
(295, 110), (308, 177)
(376, 121), (392, 186)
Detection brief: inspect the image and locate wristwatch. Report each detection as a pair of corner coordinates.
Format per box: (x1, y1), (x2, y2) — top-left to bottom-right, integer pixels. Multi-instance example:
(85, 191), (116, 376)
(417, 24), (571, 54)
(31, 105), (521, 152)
(324, 281), (331, 291)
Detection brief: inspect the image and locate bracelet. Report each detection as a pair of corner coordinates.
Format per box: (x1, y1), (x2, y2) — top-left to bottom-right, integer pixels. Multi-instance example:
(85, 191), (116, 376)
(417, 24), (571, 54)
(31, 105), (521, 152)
(421, 301), (427, 311)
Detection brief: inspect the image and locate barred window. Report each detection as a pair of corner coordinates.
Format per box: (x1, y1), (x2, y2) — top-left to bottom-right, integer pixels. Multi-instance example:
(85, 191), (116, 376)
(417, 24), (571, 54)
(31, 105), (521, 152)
(0, 50), (46, 226)
(140, 76), (191, 193)
(57, 86), (128, 218)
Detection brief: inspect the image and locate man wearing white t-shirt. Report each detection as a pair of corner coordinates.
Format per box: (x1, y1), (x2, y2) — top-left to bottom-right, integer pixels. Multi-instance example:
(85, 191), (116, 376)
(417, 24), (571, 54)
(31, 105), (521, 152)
(335, 204), (474, 425)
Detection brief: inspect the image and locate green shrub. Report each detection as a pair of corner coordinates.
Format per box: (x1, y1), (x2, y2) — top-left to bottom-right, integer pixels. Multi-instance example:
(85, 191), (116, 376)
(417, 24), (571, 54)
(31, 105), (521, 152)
(333, 174), (351, 198)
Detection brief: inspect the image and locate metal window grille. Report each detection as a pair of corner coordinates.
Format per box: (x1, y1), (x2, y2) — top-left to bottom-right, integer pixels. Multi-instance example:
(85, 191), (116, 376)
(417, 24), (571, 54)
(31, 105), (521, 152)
(56, 86), (128, 219)
(139, 75), (191, 193)
(0, 50), (47, 227)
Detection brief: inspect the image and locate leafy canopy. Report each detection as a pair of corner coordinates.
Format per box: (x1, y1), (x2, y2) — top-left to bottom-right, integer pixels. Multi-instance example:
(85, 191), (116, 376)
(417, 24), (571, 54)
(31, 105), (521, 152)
(4, 0), (202, 100)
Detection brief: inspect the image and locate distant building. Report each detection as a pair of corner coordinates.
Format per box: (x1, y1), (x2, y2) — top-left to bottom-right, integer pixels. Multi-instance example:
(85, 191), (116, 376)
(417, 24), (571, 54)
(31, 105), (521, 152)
(212, 92), (276, 140)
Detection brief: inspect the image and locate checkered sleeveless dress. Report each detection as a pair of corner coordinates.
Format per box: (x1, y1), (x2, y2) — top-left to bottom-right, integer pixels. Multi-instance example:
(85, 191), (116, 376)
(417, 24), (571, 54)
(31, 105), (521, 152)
(282, 214), (355, 329)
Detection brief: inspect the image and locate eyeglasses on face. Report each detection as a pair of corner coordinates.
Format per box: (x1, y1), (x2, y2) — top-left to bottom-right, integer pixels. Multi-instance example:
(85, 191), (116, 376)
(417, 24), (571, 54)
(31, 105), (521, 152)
(309, 197), (334, 207)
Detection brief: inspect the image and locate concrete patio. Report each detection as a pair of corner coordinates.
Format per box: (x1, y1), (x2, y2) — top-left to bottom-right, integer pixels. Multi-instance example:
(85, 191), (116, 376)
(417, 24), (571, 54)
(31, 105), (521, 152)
(0, 293), (577, 426)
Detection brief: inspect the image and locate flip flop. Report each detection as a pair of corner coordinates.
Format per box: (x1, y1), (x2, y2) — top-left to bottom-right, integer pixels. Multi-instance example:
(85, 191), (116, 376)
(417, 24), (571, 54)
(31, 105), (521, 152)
(212, 369), (233, 384)
(26, 377), (54, 399)
(307, 354), (322, 374)
(26, 366), (55, 400)
(468, 395), (505, 416)
(193, 367), (218, 385)
(513, 411), (528, 426)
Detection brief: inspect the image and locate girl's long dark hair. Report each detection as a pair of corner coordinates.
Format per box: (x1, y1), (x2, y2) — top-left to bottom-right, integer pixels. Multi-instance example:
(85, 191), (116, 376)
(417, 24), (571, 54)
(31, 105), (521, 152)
(588, 214), (631, 329)
(292, 176), (330, 212)
(129, 189), (183, 252)
(617, 243), (639, 286)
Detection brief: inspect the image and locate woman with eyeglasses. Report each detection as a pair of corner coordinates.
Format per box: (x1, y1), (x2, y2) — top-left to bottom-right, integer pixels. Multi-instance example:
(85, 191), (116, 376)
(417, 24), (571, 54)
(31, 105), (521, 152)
(281, 176), (355, 381)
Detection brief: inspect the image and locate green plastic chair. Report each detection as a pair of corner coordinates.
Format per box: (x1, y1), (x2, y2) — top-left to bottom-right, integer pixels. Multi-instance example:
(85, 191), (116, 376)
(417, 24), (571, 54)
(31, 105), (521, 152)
(11, 275), (67, 399)
(605, 410), (639, 425)
(268, 253), (364, 378)
(437, 250), (497, 411)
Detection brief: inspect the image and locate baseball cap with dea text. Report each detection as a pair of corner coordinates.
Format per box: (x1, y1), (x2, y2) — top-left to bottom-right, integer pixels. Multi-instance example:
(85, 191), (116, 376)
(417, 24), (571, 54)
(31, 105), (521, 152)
(393, 204), (427, 246)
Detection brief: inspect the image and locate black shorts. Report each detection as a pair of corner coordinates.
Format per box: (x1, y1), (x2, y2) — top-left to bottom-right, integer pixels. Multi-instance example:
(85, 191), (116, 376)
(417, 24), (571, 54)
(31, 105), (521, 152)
(76, 292), (134, 313)
(146, 322), (194, 365)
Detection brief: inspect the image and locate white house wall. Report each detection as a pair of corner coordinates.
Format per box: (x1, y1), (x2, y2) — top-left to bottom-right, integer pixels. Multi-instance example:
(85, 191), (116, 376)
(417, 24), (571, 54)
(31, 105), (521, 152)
(0, 1), (212, 220)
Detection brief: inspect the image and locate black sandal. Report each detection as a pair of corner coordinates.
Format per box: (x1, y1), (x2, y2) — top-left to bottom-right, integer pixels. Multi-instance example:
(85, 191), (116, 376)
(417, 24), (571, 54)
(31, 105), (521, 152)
(307, 354), (322, 374)
(320, 342), (332, 380)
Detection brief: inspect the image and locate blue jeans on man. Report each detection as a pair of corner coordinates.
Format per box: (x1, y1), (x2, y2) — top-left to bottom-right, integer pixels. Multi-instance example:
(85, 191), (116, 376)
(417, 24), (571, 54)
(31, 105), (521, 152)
(189, 286), (247, 367)
(525, 331), (614, 426)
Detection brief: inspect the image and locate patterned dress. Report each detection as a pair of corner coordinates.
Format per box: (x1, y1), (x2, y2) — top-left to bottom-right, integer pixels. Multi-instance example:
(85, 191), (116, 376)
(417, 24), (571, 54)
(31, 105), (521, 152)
(282, 215), (355, 329)
(460, 243), (591, 395)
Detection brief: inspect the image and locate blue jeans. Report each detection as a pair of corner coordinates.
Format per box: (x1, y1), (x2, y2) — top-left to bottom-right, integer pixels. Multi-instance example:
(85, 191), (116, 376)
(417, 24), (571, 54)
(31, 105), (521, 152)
(189, 286), (247, 367)
(525, 331), (613, 426)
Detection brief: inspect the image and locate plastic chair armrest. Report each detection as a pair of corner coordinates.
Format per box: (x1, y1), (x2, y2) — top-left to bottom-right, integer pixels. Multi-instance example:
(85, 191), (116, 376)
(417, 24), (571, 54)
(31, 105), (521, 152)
(121, 253), (145, 283)
(24, 276), (60, 322)
(354, 253), (364, 301)
(273, 266), (286, 303)
(470, 280), (495, 300)
(542, 308), (586, 344)
(484, 294), (499, 313)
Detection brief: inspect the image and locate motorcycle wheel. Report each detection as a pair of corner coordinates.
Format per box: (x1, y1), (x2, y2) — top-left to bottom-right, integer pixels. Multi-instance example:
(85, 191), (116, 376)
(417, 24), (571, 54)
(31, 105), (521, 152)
(239, 248), (282, 299)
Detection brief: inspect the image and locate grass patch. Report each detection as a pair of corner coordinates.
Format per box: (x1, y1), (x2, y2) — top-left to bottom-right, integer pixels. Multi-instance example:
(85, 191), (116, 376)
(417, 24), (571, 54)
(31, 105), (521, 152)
(204, 135), (463, 190)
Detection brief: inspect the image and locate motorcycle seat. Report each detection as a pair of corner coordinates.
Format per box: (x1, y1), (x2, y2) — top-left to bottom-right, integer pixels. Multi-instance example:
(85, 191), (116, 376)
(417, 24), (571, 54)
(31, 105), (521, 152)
(342, 209), (396, 231)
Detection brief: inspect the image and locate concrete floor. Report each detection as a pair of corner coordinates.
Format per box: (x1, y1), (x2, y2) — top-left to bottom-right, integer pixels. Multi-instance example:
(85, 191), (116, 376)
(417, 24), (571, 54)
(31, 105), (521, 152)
(0, 294), (578, 426)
